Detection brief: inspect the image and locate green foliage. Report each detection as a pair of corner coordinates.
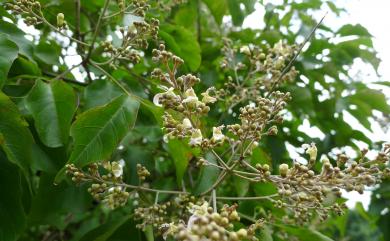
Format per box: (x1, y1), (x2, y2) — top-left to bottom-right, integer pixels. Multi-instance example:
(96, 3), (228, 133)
(0, 0), (389, 240)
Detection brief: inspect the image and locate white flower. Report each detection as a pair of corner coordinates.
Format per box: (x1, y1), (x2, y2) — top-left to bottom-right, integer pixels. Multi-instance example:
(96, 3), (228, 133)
(211, 126), (225, 142)
(161, 222), (178, 240)
(273, 40), (291, 57)
(163, 133), (172, 143)
(153, 87), (178, 107)
(247, 141), (258, 152)
(240, 45), (251, 55)
(188, 201), (209, 216)
(302, 143), (317, 161)
(102, 160), (111, 170)
(111, 161), (123, 177)
(201, 88), (217, 104)
(182, 88), (199, 106)
(182, 118), (192, 129)
(189, 129), (202, 146)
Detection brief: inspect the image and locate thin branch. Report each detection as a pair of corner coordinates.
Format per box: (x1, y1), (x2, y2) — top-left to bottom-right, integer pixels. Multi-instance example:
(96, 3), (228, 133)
(43, 71), (88, 86)
(212, 189), (217, 212)
(216, 194), (277, 201)
(266, 12), (327, 97)
(85, 0), (111, 62)
(31, 11), (90, 47)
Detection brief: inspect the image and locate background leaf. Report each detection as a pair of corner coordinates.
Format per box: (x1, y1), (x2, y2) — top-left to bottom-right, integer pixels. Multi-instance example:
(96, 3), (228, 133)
(0, 35), (19, 88)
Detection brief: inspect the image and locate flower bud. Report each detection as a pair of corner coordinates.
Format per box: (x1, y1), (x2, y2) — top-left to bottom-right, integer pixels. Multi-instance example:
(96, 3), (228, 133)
(279, 163), (289, 177)
(57, 13), (64, 27)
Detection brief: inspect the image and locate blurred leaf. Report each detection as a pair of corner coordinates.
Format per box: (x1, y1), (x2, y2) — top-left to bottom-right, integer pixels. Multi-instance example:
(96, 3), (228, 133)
(28, 173), (92, 229)
(193, 152), (220, 195)
(0, 91), (34, 179)
(0, 19), (33, 59)
(0, 34), (19, 87)
(160, 24), (201, 71)
(79, 214), (131, 241)
(0, 153), (26, 241)
(203, 0), (227, 25)
(348, 89), (390, 114)
(337, 24), (371, 37)
(276, 224), (334, 241)
(33, 41), (61, 65)
(167, 139), (192, 186)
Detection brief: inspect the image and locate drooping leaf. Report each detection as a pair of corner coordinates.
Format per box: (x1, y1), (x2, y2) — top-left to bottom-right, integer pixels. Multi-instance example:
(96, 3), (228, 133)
(160, 24), (201, 71)
(26, 80), (76, 147)
(0, 19), (33, 59)
(275, 224), (334, 241)
(28, 173), (93, 229)
(167, 139), (193, 186)
(79, 214), (131, 241)
(0, 91), (34, 178)
(0, 35), (19, 87)
(0, 153), (26, 241)
(203, 0), (227, 25)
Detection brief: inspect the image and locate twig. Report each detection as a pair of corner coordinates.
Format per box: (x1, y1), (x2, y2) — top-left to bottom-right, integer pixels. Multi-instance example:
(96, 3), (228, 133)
(212, 189), (217, 212)
(266, 12), (327, 97)
(85, 0), (111, 62)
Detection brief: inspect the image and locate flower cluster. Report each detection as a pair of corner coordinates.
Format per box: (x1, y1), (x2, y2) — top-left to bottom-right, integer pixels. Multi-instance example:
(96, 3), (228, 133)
(151, 44), (224, 148)
(227, 91), (290, 148)
(165, 202), (264, 241)
(135, 195), (199, 233)
(99, 4), (159, 67)
(5, 0), (42, 26)
(219, 39), (298, 108)
(66, 161), (129, 209)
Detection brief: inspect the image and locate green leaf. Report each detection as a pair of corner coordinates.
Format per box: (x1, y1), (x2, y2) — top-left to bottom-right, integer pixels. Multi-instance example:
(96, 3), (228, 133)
(348, 89), (390, 114)
(259, 225), (273, 241)
(227, 0), (244, 26)
(275, 224), (334, 241)
(193, 152), (220, 195)
(28, 173), (93, 229)
(0, 19), (33, 59)
(0, 35), (19, 88)
(8, 57), (41, 77)
(337, 24), (371, 37)
(203, 0), (227, 25)
(83, 79), (123, 110)
(0, 153), (26, 241)
(68, 95), (139, 167)
(167, 139), (192, 186)
(160, 24), (201, 71)
(0, 91), (34, 178)
(79, 214), (131, 241)
(34, 41), (61, 64)
(26, 80), (76, 147)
